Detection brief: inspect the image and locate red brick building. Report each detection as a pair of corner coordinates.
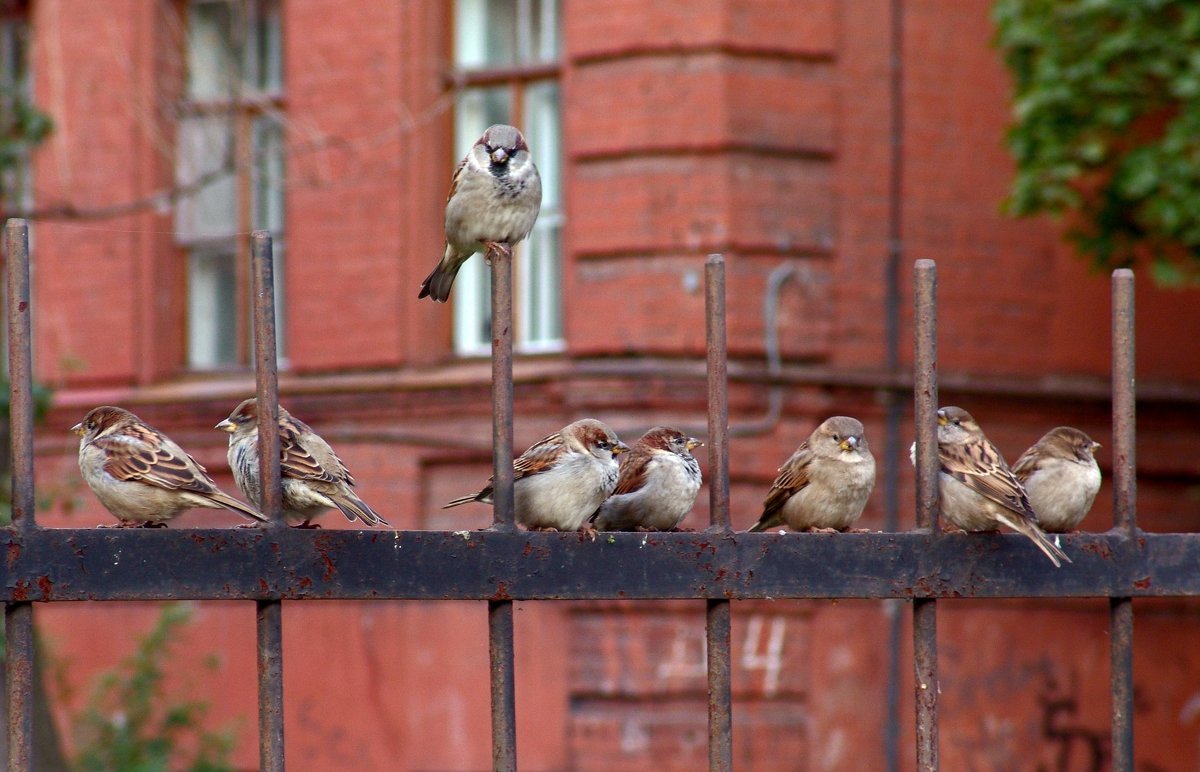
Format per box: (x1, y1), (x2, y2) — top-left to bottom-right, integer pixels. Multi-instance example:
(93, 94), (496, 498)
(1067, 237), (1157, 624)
(5, 0), (1200, 769)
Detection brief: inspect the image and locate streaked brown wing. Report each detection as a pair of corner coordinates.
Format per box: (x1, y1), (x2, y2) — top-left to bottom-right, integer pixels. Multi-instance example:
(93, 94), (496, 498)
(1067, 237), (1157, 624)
(941, 439), (1036, 518)
(278, 421), (342, 484)
(95, 435), (218, 495)
(611, 447), (654, 496)
(1011, 442), (1049, 483)
(760, 443), (814, 519)
(512, 432), (566, 481)
(446, 156), (469, 204)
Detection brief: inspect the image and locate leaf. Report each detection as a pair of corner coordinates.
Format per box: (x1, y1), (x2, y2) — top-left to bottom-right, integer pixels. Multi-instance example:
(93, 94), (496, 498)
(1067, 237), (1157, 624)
(994, 0), (1200, 284)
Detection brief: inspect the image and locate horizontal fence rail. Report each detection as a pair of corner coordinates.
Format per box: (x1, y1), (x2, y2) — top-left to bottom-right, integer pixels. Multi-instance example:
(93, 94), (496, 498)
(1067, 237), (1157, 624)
(3, 214), (1177, 771)
(0, 529), (1189, 601)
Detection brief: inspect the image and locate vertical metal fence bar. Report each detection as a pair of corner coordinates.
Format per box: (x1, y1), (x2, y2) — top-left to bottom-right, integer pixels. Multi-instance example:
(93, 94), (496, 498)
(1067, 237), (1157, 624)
(3, 604), (31, 772)
(250, 231), (285, 772)
(487, 243), (517, 771)
(5, 219), (34, 771)
(912, 259), (939, 771)
(1110, 269), (1136, 531)
(1110, 268), (1136, 771)
(705, 256), (730, 531)
(1109, 599), (1133, 769)
(912, 260), (939, 534)
(256, 602), (284, 771)
(251, 233), (284, 522)
(488, 598), (517, 772)
(5, 222), (34, 533)
(705, 600), (732, 771)
(705, 254), (733, 771)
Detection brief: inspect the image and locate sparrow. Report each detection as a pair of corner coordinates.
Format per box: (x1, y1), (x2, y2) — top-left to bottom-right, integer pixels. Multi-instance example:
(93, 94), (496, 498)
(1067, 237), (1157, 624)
(73, 406), (267, 527)
(1012, 426), (1102, 533)
(444, 418), (629, 533)
(418, 123), (542, 302)
(914, 406), (1069, 567)
(216, 398), (389, 528)
(748, 416), (876, 533)
(590, 427), (703, 531)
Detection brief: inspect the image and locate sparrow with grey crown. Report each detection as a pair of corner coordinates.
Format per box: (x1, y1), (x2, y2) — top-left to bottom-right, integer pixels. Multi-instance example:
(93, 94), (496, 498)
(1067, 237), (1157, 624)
(418, 123), (542, 302)
(73, 405), (266, 527)
(445, 419), (629, 534)
(591, 427), (703, 531)
(915, 406), (1069, 566)
(1012, 426), (1101, 533)
(216, 398), (389, 528)
(748, 416), (876, 533)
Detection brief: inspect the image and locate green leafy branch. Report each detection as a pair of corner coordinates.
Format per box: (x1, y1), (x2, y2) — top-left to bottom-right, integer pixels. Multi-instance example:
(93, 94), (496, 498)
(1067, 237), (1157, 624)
(994, 0), (1200, 284)
(0, 87), (51, 170)
(70, 603), (237, 772)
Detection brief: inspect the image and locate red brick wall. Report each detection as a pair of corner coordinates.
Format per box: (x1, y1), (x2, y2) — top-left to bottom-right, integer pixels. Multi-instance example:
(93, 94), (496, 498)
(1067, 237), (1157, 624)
(18, 1), (1200, 769)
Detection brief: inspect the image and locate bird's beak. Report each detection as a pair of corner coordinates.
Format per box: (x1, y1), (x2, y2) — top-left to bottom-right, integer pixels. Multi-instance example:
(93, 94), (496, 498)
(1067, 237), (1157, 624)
(936, 410), (947, 426)
(490, 147), (509, 164)
(613, 441), (630, 456)
(1091, 442), (1102, 454)
(215, 418), (235, 433)
(840, 436), (858, 452)
(686, 438), (704, 452)
(70, 422), (84, 437)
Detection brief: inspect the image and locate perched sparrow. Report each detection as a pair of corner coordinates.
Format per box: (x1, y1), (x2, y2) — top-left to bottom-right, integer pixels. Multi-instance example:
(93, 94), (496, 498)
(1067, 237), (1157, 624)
(1012, 427), (1102, 533)
(73, 406), (266, 527)
(418, 124), (542, 302)
(748, 416), (876, 533)
(444, 419), (629, 533)
(914, 406), (1069, 566)
(591, 427), (703, 531)
(216, 398), (389, 528)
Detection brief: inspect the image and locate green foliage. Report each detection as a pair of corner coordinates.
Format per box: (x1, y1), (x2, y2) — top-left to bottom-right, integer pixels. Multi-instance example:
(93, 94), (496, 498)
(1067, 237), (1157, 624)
(994, 0), (1200, 283)
(0, 92), (52, 162)
(0, 380), (57, 527)
(0, 84), (52, 204)
(71, 603), (237, 772)
(0, 380), (56, 423)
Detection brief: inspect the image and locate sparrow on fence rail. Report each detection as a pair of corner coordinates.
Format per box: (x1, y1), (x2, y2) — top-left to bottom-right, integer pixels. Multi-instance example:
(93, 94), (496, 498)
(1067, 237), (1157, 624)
(748, 416), (876, 533)
(73, 405), (266, 527)
(1012, 426), (1101, 533)
(418, 123), (542, 302)
(590, 426), (703, 532)
(216, 398), (389, 528)
(914, 406), (1069, 566)
(444, 418), (628, 535)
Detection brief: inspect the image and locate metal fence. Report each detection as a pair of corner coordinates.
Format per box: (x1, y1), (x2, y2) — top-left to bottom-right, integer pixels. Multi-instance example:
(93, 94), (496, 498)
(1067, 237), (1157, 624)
(3, 217), (1197, 771)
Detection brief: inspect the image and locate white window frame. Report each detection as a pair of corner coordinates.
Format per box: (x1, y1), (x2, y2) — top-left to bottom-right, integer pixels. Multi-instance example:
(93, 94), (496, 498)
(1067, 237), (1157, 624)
(452, 0), (564, 357)
(177, 0), (285, 370)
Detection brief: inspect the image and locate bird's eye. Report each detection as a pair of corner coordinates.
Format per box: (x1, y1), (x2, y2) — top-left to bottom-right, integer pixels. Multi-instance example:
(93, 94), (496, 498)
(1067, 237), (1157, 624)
(597, 440), (610, 449)
(832, 433), (841, 442)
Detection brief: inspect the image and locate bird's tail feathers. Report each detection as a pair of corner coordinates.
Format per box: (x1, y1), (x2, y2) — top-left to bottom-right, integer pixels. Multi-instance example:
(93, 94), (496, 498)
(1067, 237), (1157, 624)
(333, 494), (390, 527)
(996, 512), (1070, 567)
(211, 492), (269, 523)
(418, 262), (461, 302)
(442, 492), (488, 509)
(746, 514), (780, 533)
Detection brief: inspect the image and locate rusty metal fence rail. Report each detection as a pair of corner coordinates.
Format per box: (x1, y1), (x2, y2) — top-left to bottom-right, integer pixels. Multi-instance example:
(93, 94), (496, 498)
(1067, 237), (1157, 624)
(3, 218), (1195, 771)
